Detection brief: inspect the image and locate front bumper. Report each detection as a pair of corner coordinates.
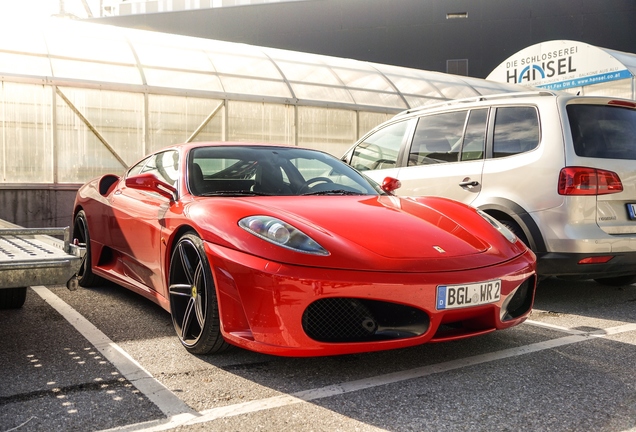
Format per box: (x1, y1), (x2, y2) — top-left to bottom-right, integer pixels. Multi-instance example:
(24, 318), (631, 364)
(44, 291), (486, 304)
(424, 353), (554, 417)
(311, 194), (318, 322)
(205, 241), (537, 356)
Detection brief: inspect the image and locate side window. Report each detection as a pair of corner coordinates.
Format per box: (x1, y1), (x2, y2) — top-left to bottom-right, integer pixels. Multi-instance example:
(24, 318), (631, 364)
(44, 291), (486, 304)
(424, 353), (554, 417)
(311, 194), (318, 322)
(127, 157), (150, 177)
(408, 111), (466, 166)
(139, 150), (180, 186)
(350, 121), (409, 171)
(492, 107), (540, 158)
(157, 151), (180, 185)
(460, 109), (488, 161)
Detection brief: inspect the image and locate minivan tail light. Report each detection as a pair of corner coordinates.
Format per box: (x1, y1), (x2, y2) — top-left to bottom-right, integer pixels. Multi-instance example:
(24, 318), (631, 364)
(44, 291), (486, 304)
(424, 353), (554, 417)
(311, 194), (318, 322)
(558, 167), (623, 196)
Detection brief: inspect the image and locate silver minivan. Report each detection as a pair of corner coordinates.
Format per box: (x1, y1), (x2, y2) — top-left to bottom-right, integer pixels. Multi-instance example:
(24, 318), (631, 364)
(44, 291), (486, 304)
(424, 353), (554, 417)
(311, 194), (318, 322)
(342, 91), (636, 285)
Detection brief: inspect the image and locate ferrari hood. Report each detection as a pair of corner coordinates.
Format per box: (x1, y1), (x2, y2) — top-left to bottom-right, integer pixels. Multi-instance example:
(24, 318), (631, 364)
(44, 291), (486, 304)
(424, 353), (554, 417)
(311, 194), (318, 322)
(261, 195), (489, 259)
(189, 195), (527, 272)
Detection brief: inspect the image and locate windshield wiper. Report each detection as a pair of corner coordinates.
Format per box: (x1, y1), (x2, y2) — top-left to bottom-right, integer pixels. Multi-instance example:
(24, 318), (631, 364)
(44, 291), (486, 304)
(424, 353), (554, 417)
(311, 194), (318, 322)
(198, 190), (273, 197)
(301, 190), (367, 196)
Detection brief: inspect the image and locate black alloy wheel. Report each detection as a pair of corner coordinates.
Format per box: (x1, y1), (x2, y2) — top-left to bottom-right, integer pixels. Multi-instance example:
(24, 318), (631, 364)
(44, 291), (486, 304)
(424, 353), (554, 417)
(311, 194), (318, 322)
(73, 210), (104, 287)
(168, 232), (229, 355)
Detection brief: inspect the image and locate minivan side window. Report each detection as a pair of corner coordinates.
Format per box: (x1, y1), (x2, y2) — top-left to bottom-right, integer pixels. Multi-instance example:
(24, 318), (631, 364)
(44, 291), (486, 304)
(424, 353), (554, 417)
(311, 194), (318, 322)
(492, 107), (540, 158)
(349, 121), (408, 171)
(408, 111), (466, 166)
(567, 104), (636, 160)
(461, 109), (488, 161)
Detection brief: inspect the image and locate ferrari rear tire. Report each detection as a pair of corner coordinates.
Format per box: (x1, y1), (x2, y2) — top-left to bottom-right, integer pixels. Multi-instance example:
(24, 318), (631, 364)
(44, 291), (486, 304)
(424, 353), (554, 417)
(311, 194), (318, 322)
(0, 287), (27, 309)
(168, 232), (230, 355)
(73, 210), (105, 288)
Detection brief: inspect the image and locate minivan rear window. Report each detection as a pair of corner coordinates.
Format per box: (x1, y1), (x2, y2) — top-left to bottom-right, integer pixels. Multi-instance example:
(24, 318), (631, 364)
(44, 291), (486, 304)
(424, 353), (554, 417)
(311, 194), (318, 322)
(568, 104), (636, 160)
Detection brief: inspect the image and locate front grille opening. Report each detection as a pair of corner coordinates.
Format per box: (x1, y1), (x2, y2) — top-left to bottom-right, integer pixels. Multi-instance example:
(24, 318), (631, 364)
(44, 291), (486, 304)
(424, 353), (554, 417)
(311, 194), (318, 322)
(432, 316), (494, 340)
(502, 276), (536, 321)
(302, 298), (430, 343)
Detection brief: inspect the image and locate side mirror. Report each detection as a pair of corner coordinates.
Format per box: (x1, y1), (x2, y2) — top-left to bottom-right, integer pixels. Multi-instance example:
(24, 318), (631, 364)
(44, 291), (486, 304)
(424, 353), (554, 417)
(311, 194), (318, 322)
(381, 176), (401, 193)
(125, 173), (177, 201)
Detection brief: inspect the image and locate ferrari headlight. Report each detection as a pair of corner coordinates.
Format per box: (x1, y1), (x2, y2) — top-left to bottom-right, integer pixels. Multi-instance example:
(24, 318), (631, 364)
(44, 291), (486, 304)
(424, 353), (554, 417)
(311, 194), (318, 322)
(477, 210), (517, 243)
(239, 216), (329, 255)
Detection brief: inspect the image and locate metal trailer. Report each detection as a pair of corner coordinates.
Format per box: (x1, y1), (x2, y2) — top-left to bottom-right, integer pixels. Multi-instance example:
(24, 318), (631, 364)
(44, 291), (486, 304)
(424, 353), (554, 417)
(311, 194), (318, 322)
(0, 219), (85, 309)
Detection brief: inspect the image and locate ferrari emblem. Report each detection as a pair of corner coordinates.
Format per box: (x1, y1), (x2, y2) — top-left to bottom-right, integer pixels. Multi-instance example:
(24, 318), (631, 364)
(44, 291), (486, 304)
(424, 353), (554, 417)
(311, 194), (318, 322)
(433, 246), (446, 254)
(191, 285), (198, 298)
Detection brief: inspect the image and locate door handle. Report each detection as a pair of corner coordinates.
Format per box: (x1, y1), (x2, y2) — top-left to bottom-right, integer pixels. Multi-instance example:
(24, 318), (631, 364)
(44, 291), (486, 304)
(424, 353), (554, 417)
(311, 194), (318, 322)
(459, 180), (479, 188)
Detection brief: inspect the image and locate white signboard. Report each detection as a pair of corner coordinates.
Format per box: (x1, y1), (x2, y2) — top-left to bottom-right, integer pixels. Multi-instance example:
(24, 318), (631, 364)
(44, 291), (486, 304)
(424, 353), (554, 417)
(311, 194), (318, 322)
(487, 40), (632, 91)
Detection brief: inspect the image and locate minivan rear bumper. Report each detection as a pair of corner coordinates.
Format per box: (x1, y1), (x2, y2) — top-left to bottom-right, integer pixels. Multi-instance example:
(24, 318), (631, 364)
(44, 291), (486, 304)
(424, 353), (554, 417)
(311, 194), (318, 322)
(537, 251), (636, 279)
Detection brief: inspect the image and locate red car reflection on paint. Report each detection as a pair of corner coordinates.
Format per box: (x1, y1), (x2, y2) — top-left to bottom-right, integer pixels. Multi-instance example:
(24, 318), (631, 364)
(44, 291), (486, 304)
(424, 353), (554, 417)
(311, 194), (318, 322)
(72, 142), (536, 357)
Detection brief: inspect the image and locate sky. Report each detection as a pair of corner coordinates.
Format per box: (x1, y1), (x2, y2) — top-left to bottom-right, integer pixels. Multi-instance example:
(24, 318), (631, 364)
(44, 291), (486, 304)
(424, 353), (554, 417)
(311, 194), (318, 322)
(0, 0), (103, 25)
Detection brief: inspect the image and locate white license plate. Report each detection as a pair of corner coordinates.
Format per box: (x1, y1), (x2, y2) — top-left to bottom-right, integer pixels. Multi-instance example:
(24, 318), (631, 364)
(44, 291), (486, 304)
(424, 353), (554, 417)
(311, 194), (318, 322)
(436, 280), (501, 310)
(628, 203), (636, 220)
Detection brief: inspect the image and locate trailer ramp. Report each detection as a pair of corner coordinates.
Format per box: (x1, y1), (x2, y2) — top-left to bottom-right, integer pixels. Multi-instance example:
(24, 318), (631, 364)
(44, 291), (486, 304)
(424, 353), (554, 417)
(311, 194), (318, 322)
(0, 219), (84, 309)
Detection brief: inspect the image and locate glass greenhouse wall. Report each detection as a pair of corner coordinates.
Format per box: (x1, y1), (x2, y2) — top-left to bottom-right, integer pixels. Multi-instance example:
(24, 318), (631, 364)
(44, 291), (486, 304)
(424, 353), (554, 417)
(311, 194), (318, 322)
(0, 19), (524, 187)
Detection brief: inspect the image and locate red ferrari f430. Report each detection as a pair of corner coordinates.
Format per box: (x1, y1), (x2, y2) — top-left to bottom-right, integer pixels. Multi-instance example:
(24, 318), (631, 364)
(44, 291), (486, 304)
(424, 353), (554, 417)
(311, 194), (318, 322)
(72, 142), (536, 357)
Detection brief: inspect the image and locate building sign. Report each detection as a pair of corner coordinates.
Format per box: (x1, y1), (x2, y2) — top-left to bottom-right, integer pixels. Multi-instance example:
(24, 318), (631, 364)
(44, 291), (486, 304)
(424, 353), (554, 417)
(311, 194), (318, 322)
(487, 40), (632, 91)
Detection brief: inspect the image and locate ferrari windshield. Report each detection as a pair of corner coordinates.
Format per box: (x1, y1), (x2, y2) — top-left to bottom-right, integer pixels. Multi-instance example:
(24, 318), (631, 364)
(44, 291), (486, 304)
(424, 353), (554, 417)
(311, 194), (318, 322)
(188, 145), (382, 197)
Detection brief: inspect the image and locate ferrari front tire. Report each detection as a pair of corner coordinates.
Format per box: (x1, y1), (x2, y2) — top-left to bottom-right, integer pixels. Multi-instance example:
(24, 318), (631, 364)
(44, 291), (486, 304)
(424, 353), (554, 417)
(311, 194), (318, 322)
(73, 210), (105, 288)
(168, 232), (229, 355)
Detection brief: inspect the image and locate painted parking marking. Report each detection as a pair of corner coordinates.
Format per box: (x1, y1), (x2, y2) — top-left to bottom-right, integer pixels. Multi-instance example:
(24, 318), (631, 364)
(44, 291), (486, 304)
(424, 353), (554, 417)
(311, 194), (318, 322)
(31, 286), (198, 420)
(524, 318), (589, 335)
(34, 286), (636, 432)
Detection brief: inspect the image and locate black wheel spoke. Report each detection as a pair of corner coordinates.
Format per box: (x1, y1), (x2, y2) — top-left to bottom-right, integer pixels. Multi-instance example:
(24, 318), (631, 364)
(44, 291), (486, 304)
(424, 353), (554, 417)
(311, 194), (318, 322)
(169, 284), (192, 297)
(178, 243), (196, 286)
(180, 297), (197, 340)
(193, 263), (206, 327)
(194, 296), (205, 328)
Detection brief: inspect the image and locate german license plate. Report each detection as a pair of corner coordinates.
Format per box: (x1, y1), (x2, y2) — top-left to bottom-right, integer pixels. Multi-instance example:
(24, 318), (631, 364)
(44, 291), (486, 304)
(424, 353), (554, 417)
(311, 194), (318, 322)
(627, 203), (636, 220)
(436, 280), (501, 310)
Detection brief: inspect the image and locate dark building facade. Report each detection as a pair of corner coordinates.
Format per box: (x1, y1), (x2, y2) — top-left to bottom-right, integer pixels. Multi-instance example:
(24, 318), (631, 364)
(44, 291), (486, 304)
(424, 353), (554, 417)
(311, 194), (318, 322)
(93, 0), (636, 78)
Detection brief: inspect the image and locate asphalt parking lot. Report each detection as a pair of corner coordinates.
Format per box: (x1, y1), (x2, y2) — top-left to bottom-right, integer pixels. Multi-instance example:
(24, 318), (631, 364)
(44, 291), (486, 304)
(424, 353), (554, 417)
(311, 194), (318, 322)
(1, 278), (635, 432)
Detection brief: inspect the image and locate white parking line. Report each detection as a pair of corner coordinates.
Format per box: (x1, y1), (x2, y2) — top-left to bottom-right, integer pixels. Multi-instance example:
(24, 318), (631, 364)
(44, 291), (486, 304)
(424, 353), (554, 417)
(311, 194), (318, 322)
(34, 286), (636, 432)
(31, 286), (199, 420)
(524, 319), (589, 334)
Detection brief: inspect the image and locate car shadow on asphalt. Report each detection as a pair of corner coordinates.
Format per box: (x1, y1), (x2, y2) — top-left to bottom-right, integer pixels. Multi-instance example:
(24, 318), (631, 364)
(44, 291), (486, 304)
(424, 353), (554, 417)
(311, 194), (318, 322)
(533, 277), (636, 324)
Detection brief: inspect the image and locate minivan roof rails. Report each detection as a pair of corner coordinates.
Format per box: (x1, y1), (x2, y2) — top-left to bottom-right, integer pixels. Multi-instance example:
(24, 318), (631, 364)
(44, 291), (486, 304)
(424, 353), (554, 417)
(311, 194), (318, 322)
(396, 90), (556, 117)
